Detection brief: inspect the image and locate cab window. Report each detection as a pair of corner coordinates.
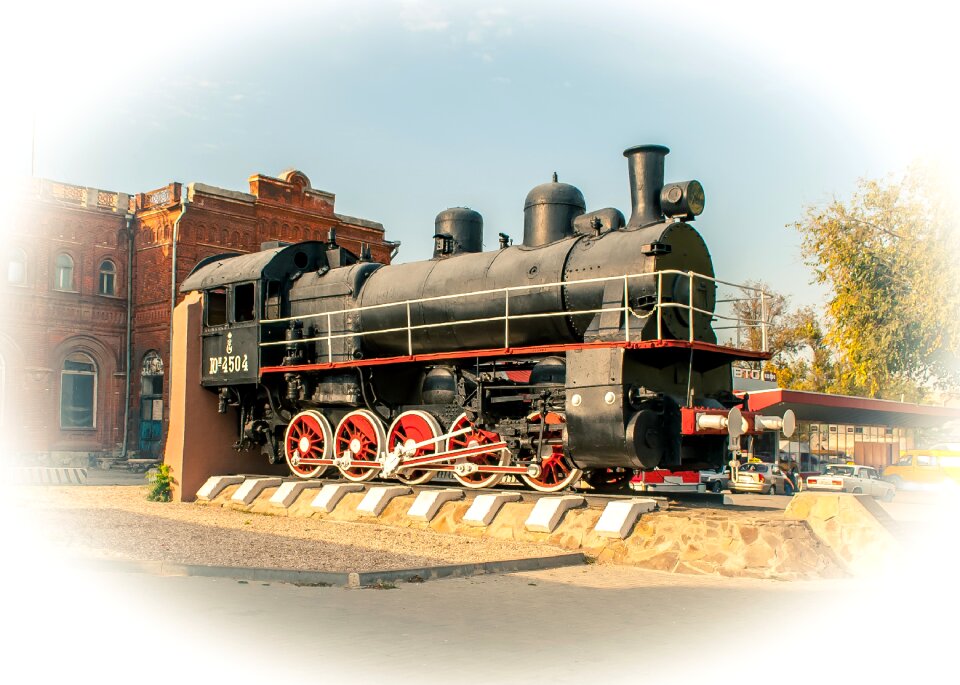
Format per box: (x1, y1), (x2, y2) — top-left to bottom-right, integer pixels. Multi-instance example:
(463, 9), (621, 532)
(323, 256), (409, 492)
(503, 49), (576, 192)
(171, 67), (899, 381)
(917, 455), (938, 467)
(264, 280), (282, 319)
(205, 288), (227, 326)
(234, 282), (256, 322)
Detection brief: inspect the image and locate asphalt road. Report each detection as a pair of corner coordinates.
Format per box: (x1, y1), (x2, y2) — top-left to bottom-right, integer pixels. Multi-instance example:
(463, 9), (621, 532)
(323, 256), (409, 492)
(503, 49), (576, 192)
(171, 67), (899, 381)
(5, 477), (955, 683)
(876, 488), (957, 522)
(5, 550), (952, 685)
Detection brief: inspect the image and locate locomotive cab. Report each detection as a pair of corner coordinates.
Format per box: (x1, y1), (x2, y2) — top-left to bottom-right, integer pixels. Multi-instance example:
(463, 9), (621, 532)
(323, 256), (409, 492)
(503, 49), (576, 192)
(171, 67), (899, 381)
(179, 241), (331, 386)
(201, 281), (259, 385)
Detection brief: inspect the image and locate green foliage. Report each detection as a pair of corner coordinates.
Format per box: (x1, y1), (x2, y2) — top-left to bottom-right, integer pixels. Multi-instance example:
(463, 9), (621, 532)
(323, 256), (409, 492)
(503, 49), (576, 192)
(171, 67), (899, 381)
(792, 164), (960, 399)
(728, 282), (838, 392)
(146, 463), (173, 502)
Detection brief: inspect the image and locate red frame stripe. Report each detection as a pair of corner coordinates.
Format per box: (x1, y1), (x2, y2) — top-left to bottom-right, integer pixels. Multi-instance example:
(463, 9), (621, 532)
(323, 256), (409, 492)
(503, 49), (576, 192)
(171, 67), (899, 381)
(261, 339), (770, 375)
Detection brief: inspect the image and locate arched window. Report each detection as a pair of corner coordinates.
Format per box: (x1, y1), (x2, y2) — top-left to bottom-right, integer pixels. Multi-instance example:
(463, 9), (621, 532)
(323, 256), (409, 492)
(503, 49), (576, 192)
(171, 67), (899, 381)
(7, 248), (26, 285)
(98, 260), (116, 295)
(60, 352), (96, 428)
(54, 253), (74, 291)
(141, 351), (164, 395)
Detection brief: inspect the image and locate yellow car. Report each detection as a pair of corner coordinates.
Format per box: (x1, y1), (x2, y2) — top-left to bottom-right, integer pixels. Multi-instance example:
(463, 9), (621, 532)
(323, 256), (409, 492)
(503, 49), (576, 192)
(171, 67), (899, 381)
(883, 449), (960, 491)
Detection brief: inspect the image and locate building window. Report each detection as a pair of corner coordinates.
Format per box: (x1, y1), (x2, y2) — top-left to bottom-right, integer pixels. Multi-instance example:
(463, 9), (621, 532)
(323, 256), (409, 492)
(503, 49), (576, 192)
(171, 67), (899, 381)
(7, 248), (26, 284)
(54, 253), (75, 291)
(141, 351), (164, 396)
(98, 260), (117, 295)
(60, 352), (96, 429)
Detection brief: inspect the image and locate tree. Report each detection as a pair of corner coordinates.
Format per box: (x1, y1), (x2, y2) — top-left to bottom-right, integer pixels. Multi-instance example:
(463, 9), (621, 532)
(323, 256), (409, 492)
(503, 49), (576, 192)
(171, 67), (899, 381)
(727, 282), (837, 392)
(793, 164), (960, 401)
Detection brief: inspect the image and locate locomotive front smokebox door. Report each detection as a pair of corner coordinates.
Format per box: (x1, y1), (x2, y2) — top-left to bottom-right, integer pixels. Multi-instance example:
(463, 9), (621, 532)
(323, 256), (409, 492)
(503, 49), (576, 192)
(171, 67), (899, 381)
(200, 283), (261, 386)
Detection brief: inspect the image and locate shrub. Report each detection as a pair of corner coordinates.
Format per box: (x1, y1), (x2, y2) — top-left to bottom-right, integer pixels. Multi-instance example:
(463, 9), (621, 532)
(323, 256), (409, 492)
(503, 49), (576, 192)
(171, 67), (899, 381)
(146, 463), (173, 502)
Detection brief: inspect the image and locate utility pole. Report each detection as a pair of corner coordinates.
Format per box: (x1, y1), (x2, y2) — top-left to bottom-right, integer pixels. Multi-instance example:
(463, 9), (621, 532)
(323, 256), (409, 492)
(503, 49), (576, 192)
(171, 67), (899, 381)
(31, 114), (37, 177)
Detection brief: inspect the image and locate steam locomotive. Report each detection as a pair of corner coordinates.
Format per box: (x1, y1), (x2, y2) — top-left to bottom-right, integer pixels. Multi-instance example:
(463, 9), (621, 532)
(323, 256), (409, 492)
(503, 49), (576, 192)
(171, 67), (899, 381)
(181, 143), (787, 492)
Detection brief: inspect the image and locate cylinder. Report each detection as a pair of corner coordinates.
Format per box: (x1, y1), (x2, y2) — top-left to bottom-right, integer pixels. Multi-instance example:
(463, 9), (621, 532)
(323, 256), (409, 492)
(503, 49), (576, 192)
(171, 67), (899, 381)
(433, 207), (483, 257)
(522, 176), (585, 247)
(623, 144), (669, 228)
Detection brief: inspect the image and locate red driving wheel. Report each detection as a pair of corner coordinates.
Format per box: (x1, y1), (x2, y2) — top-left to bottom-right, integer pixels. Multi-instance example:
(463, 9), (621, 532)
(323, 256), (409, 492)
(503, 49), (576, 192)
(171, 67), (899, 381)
(387, 410), (441, 486)
(521, 414), (582, 492)
(334, 409), (386, 482)
(283, 410), (332, 479)
(447, 413), (509, 489)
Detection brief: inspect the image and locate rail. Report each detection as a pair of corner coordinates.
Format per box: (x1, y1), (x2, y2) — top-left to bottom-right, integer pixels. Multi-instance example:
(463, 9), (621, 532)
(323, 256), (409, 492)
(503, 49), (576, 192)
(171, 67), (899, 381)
(258, 269), (772, 360)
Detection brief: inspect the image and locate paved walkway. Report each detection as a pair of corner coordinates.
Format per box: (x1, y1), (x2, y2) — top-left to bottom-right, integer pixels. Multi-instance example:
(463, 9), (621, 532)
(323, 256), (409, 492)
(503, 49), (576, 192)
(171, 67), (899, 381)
(2, 555), (946, 685)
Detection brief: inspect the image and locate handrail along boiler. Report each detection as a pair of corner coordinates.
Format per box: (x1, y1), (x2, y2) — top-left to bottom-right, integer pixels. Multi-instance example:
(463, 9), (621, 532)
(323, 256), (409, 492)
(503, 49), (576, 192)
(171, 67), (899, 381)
(181, 143), (793, 492)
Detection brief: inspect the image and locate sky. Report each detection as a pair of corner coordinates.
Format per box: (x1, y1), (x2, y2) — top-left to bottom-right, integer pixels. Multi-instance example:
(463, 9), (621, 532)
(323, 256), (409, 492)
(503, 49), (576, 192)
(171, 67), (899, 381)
(3, 0), (958, 310)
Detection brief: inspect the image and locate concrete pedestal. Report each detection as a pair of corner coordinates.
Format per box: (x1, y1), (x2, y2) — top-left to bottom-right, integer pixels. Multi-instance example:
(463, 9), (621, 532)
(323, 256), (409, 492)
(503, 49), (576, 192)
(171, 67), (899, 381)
(357, 486), (412, 516)
(231, 477), (282, 505)
(163, 292), (286, 502)
(270, 481), (326, 508)
(594, 498), (657, 539)
(525, 495), (585, 533)
(311, 483), (364, 513)
(462, 493), (522, 527)
(407, 489), (464, 522)
(196, 475), (244, 501)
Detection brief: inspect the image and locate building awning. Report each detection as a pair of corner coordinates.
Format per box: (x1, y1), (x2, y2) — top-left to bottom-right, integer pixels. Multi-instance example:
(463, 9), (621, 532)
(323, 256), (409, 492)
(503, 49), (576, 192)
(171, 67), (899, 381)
(741, 389), (960, 428)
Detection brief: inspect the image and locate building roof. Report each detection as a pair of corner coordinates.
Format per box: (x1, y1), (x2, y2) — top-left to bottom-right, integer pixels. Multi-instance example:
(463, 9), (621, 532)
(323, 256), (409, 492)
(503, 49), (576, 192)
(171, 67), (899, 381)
(742, 388), (960, 428)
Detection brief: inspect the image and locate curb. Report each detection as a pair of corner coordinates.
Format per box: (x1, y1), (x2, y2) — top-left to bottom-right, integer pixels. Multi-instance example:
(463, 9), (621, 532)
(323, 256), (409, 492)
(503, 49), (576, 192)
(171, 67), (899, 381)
(75, 552), (586, 587)
(1, 467), (88, 485)
(355, 552), (585, 586)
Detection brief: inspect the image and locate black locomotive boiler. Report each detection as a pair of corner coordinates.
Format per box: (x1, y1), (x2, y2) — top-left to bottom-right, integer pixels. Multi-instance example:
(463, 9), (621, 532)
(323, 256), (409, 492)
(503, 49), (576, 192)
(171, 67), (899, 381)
(181, 143), (784, 492)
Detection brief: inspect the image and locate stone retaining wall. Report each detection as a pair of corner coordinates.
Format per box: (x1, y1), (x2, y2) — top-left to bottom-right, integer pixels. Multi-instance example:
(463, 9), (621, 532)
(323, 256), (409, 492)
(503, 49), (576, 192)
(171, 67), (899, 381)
(199, 485), (844, 580)
(784, 492), (900, 576)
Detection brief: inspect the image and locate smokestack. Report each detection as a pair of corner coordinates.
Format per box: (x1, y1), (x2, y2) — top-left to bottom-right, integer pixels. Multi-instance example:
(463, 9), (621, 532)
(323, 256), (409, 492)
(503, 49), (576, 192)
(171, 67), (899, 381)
(623, 144), (669, 228)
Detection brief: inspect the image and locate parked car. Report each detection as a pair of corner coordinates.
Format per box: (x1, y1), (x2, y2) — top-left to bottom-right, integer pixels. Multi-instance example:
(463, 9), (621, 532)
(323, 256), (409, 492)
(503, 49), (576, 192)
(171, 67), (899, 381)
(699, 467), (731, 493)
(731, 462), (787, 495)
(882, 449), (960, 491)
(806, 464), (895, 501)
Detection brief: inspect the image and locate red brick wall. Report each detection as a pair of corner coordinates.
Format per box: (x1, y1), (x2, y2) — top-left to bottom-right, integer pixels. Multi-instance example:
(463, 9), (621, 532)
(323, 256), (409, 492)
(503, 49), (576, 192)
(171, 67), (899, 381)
(3, 194), (130, 462)
(6, 171), (392, 463)
(129, 172), (391, 458)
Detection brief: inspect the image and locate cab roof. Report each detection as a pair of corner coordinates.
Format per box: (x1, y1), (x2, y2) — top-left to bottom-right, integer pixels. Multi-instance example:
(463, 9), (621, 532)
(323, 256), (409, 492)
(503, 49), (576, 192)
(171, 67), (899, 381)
(179, 242), (329, 292)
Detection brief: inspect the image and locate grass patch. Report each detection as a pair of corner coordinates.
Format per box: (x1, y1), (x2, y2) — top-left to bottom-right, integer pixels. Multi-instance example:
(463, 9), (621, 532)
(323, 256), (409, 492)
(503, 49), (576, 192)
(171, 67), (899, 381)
(366, 580), (398, 590)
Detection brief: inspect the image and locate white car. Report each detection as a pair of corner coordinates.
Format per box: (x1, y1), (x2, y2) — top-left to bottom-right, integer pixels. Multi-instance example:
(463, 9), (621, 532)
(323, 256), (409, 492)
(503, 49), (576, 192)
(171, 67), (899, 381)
(806, 464), (895, 501)
(699, 468), (731, 493)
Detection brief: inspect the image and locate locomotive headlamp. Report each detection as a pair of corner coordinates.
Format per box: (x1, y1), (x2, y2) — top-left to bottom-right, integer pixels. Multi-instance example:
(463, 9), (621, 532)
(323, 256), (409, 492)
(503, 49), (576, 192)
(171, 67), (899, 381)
(660, 180), (705, 220)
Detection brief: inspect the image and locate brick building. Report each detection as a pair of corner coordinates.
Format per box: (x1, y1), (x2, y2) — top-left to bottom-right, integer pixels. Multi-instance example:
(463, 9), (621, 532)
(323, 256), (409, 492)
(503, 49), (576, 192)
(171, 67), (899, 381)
(2, 171), (394, 466)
